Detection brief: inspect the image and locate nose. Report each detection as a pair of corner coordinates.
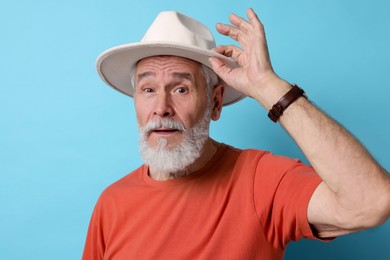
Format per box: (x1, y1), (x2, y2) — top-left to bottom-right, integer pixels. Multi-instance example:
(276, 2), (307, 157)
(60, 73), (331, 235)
(153, 92), (174, 117)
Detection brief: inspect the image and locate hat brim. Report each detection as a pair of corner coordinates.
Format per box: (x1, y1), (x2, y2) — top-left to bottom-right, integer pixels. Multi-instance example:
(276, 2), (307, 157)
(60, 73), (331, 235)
(96, 42), (246, 106)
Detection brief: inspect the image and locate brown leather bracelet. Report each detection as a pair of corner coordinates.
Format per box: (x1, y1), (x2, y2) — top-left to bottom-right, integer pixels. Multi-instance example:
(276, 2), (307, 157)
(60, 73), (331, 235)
(268, 84), (306, 122)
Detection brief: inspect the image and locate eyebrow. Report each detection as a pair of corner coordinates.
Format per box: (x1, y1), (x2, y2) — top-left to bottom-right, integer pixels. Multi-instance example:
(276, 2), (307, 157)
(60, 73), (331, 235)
(137, 71), (194, 83)
(171, 72), (193, 81)
(137, 71), (155, 83)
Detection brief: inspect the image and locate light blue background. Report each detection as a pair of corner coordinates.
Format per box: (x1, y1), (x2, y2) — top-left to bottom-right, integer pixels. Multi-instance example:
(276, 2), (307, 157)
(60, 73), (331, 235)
(1, 0), (389, 259)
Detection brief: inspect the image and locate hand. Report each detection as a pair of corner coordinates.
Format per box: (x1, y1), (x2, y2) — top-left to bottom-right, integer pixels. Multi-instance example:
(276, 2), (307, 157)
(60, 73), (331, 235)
(210, 8), (285, 103)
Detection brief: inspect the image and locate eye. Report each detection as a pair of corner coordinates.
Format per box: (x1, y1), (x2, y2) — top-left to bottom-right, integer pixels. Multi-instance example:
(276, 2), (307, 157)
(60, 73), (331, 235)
(143, 87), (154, 93)
(174, 87), (188, 94)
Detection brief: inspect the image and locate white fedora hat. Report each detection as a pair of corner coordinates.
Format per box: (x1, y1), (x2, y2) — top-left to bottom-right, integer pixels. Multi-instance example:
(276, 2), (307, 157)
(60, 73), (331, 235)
(96, 11), (246, 106)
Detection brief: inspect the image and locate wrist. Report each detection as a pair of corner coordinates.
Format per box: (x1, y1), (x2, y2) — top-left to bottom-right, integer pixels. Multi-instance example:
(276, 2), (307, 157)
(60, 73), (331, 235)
(252, 76), (292, 110)
(268, 84), (307, 123)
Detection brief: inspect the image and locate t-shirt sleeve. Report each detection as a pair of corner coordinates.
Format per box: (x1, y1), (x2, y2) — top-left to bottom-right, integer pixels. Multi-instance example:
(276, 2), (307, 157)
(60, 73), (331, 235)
(252, 151), (323, 250)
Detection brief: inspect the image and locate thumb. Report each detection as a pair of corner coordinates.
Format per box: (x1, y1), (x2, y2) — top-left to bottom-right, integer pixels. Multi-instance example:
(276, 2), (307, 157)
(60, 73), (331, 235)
(209, 57), (234, 82)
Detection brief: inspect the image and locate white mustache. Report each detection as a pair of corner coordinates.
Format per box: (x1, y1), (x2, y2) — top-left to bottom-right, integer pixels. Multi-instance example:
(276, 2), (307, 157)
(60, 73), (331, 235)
(142, 118), (187, 133)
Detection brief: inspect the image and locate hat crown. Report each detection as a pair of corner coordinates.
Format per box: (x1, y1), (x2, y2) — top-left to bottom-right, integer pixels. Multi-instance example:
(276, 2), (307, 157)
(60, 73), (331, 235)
(141, 11), (216, 50)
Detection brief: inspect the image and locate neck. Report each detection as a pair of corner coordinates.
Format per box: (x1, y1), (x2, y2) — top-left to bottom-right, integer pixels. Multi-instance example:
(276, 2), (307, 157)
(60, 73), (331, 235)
(149, 138), (220, 181)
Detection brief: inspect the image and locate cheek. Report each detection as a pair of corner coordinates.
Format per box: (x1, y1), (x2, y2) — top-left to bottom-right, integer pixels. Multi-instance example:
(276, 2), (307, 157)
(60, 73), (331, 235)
(135, 112), (143, 126)
(134, 100), (148, 126)
(176, 103), (205, 127)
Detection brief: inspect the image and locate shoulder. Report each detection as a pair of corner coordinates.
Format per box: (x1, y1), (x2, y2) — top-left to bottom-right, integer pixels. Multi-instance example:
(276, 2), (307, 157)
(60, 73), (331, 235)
(98, 165), (145, 202)
(222, 144), (312, 172)
(228, 146), (317, 187)
(243, 148), (310, 174)
(226, 145), (288, 172)
(223, 144), (269, 163)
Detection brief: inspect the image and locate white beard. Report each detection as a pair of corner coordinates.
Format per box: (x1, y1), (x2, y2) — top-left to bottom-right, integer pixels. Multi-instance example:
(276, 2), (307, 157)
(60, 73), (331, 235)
(138, 106), (211, 178)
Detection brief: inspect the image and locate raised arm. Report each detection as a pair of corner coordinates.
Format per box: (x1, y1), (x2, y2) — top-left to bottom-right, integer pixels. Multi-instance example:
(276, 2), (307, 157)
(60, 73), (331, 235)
(209, 8), (390, 238)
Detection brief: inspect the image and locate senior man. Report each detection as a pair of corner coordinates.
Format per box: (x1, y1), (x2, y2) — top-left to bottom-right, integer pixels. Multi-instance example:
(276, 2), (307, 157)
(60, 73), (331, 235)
(83, 8), (390, 259)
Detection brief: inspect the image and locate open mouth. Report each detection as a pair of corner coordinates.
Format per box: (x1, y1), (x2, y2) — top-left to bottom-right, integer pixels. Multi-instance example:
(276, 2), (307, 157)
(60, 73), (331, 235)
(151, 128), (180, 135)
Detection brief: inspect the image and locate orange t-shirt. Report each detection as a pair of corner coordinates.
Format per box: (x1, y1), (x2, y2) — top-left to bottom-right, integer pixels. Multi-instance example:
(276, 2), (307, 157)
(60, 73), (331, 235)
(83, 144), (322, 259)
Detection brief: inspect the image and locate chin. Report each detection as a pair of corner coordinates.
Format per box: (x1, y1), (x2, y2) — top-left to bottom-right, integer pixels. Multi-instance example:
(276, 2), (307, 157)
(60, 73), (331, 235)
(149, 137), (183, 150)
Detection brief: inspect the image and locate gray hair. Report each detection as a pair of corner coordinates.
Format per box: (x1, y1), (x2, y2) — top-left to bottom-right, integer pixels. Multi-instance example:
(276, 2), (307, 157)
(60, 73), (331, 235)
(199, 64), (219, 100)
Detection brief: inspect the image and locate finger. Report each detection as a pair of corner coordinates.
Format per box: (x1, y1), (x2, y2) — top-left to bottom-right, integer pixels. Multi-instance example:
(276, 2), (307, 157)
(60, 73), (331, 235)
(229, 13), (252, 33)
(215, 23), (234, 36)
(246, 8), (264, 32)
(216, 23), (252, 45)
(208, 57), (234, 80)
(216, 23), (242, 42)
(213, 45), (243, 62)
(246, 8), (260, 24)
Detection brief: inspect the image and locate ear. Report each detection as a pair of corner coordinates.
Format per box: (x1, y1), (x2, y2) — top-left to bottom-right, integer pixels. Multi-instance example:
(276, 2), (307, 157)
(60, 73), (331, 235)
(211, 83), (224, 121)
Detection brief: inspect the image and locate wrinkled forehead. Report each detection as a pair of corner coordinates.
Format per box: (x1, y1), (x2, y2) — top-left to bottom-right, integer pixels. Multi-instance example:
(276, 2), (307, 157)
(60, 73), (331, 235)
(133, 55), (208, 88)
(136, 55), (202, 73)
